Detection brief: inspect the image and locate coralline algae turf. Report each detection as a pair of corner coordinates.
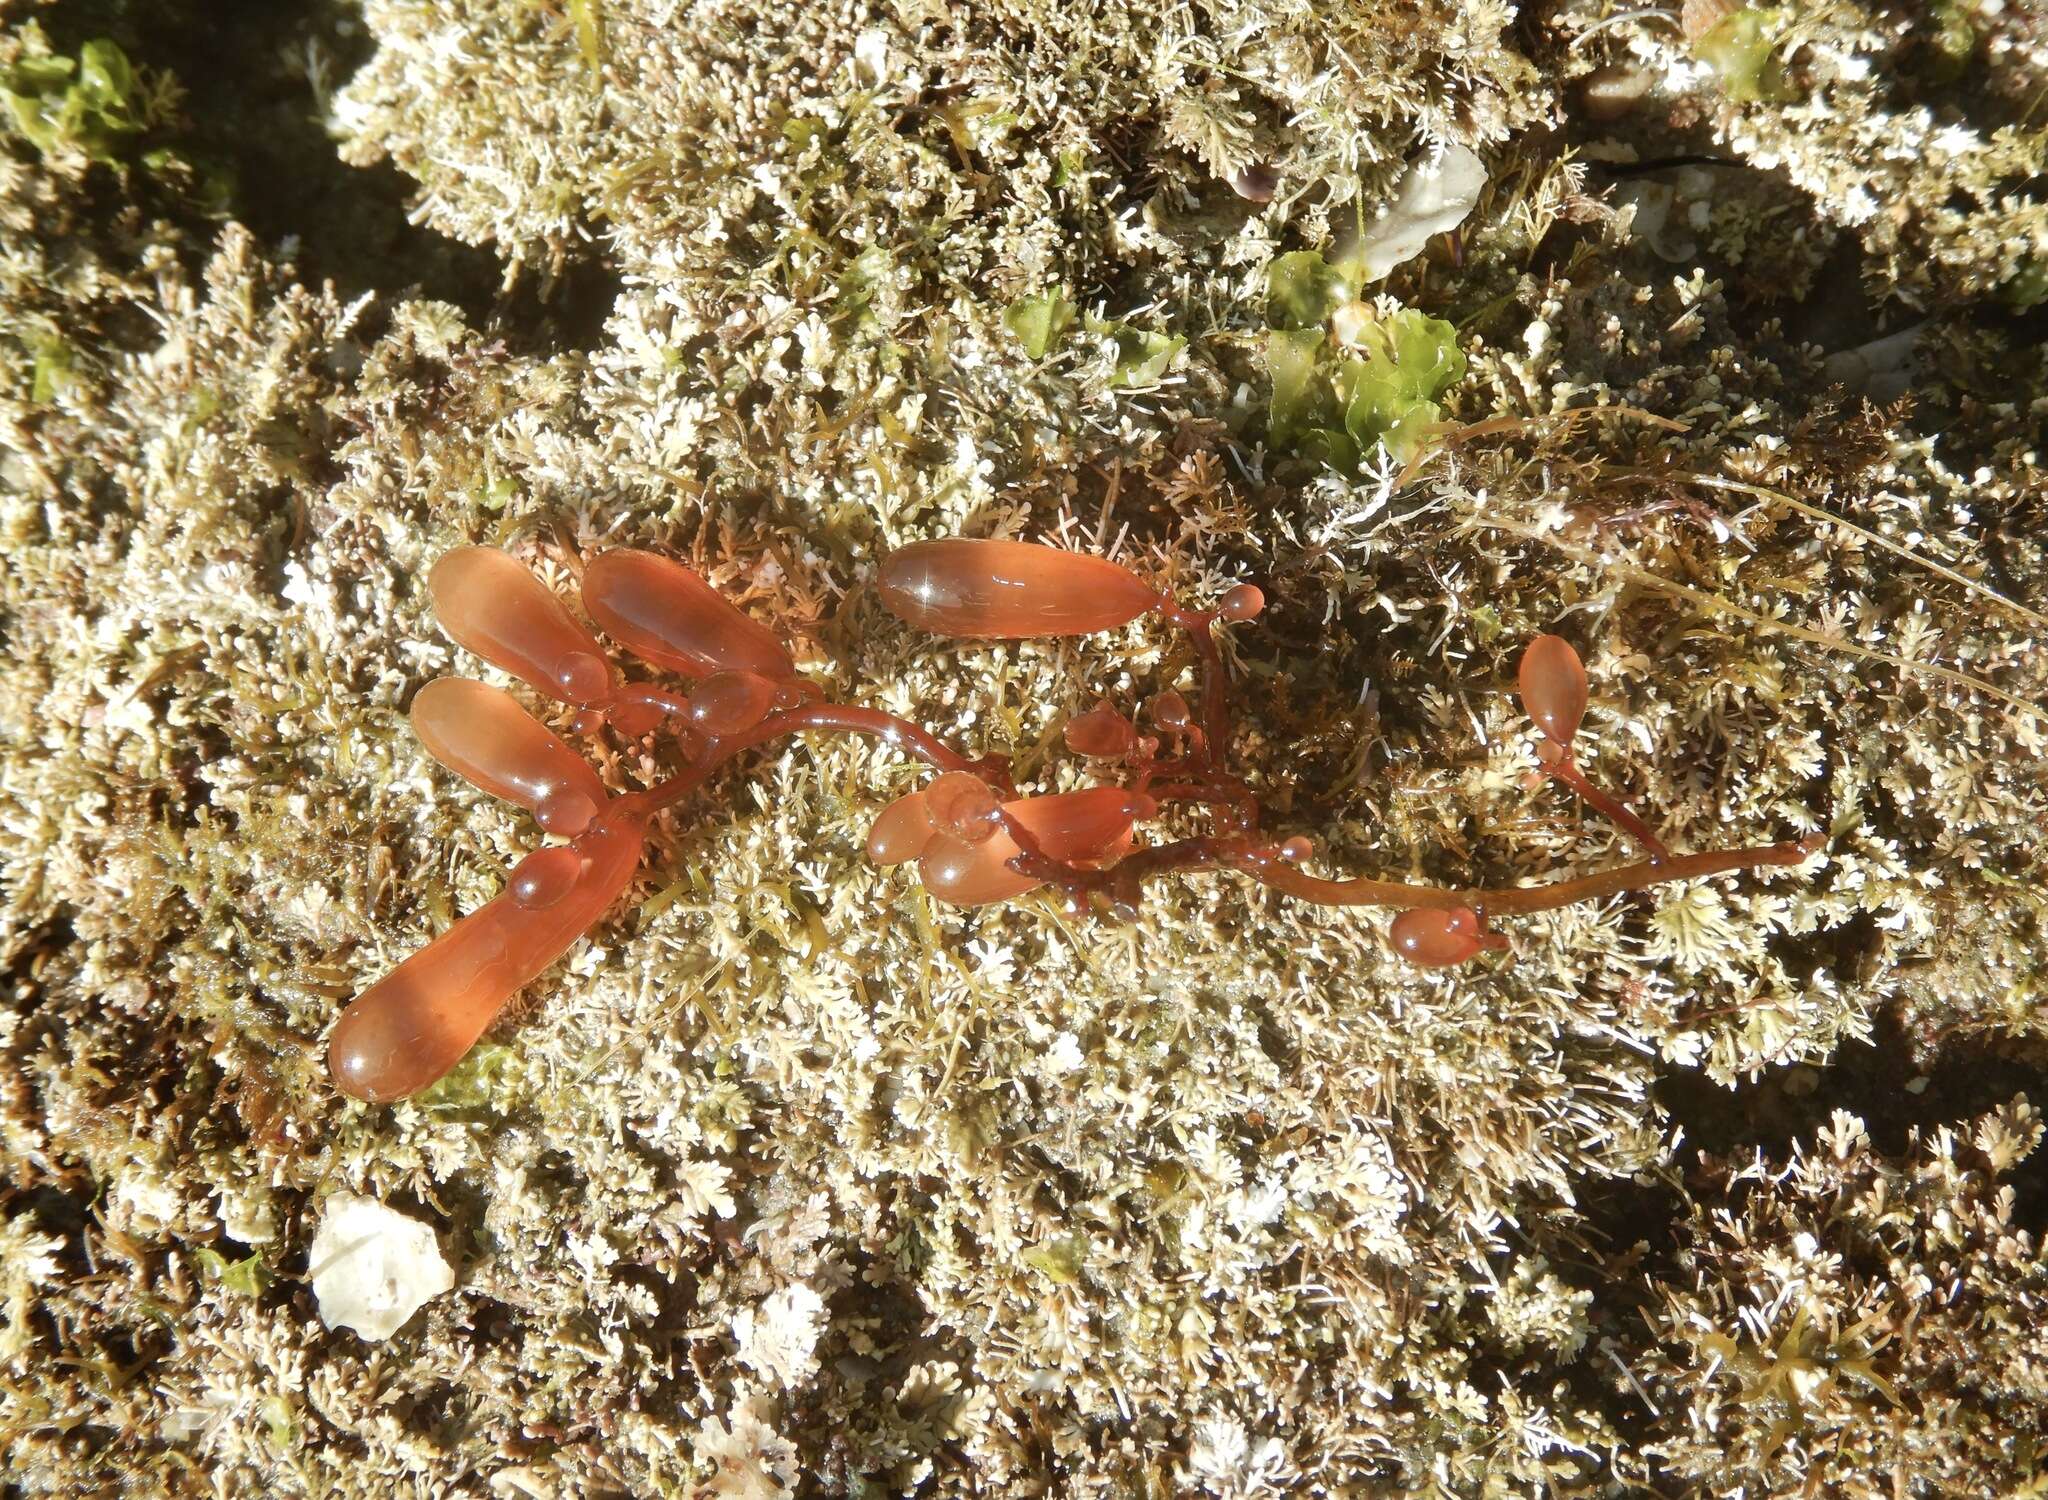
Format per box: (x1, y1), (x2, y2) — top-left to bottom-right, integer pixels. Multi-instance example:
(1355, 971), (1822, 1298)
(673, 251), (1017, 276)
(2, 1), (2046, 1494)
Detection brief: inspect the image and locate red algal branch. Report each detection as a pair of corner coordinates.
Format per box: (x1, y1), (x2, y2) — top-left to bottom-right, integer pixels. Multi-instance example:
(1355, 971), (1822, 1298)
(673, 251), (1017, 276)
(324, 537), (1819, 1101)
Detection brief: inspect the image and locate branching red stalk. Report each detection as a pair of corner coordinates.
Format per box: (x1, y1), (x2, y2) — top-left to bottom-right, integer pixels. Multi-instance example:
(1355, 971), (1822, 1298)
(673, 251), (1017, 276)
(329, 538), (1823, 1101)
(1544, 752), (1670, 859)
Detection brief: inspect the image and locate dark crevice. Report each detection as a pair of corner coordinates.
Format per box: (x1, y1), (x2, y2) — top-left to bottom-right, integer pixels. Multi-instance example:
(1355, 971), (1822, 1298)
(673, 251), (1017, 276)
(38, 0), (621, 353)
(1656, 1007), (2048, 1229)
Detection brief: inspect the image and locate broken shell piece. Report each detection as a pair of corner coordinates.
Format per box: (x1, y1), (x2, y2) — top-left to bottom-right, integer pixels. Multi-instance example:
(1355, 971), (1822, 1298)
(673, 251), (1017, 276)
(1580, 63), (1651, 122)
(1229, 163), (1279, 203)
(308, 1194), (455, 1341)
(1821, 325), (1923, 404)
(1347, 143), (1486, 283)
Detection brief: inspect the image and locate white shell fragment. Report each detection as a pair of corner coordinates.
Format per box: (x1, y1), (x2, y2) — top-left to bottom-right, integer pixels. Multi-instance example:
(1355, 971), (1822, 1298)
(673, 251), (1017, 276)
(308, 1194), (455, 1341)
(733, 1282), (827, 1389)
(1352, 143), (1487, 283)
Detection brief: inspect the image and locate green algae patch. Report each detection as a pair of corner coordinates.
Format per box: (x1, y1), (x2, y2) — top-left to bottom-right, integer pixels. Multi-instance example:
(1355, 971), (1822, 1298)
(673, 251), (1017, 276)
(3, 37), (141, 161)
(1264, 253), (1466, 470)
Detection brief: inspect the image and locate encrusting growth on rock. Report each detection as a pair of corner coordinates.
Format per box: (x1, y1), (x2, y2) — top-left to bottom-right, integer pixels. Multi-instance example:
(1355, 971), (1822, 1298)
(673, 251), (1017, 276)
(327, 538), (1819, 1102)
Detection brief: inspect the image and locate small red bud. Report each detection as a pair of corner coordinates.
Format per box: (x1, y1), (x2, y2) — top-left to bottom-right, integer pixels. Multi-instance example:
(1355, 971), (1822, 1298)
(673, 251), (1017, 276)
(1519, 634), (1589, 746)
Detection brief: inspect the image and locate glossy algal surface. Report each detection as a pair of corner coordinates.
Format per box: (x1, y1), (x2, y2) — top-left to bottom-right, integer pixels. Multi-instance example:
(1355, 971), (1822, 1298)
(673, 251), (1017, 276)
(1389, 907), (1505, 967)
(917, 788), (1147, 906)
(1011, 788), (1146, 863)
(919, 830), (1036, 906)
(509, 844), (584, 908)
(866, 789), (937, 865)
(925, 771), (1000, 843)
(1065, 701), (1137, 758)
(1519, 634), (1589, 746)
(1218, 583), (1265, 623)
(327, 817), (646, 1101)
(583, 549), (794, 681)
(878, 539), (1160, 638)
(429, 548), (614, 705)
(410, 678), (608, 836)
(687, 669), (779, 736)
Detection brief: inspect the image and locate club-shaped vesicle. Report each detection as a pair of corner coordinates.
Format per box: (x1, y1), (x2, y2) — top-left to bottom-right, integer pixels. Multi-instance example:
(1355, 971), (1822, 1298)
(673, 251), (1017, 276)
(429, 548), (616, 706)
(1389, 906), (1506, 968)
(328, 815), (647, 1102)
(582, 548), (795, 681)
(878, 539), (1161, 638)
(1519, 634), (1590, 753)
(918, 788), (1150, 906)
(410, 678), (608, 836)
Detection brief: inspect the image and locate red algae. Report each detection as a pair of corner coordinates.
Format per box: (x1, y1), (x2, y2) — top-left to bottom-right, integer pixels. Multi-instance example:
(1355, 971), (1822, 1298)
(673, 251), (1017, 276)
(916, 789), (1148, 906)
(926, 771), (1002, 843)
(867, 789), (938, 866)
(429, 548), (615, 705)
(325, 540), (1819, 1100)
(328, 817), (646, 1102)
(878, 539), (1160, 637)
(583, 548), (794, 681)
(919, 830), (1037, 906)
(688, 669), (780, 737)
(1389, 907), (1506, 968)
(1519, 634), (1589, 747)
(1065, 700), (1137, 758)
(411, 678), (608, 836)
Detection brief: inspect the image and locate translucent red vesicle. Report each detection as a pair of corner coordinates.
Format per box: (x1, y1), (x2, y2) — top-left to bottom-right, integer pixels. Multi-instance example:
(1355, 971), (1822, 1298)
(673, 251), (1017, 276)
(925, 771), (1001, 844)
(866, 789), (938, 866)
(410, 678), (609, 837)
(327, 816), (647, 1101)
(687, 669), (780, 737)
(1388, 907), (1497, 967)
(1147, 690), (1191, 730)
(509, 844), (584, 909)
(1218, 584), (1265, 623)
(1065, 700), (1137, 758)
(878, 539), (1161, 638)
(429, 548), (615, 706)
(534, 785), (602, 837)
(919, 830), (1036, 906)
(582, 548), (795, 682)
(1010, 787), (1149, 864)
(1519, 634), (1589, 747)
(916, 787), (1152, 908)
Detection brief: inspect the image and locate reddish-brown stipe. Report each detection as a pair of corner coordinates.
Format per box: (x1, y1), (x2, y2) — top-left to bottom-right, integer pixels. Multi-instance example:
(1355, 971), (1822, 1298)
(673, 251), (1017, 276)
(411, 678), (608, 836)
(878, 539), (1162, 638)
(582, 548), (795, 681)
(327, 815), (647, 1102)
(430, 547), (615, 705)
(1518, 633), (1668, 858)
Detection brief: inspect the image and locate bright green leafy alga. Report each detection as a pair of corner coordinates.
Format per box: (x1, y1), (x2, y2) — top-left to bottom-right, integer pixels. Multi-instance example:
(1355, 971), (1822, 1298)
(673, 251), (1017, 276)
(1262, 251), (1464, 471)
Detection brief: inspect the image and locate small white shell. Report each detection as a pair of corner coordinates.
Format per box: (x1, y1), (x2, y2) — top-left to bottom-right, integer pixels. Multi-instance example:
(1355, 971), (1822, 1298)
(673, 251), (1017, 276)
(308, 1194), (455, 1342)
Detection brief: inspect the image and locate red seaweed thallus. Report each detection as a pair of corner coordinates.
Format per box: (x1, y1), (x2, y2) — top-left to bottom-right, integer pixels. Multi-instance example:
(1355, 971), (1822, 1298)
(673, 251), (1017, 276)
(326, 539), (1820, 1102)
